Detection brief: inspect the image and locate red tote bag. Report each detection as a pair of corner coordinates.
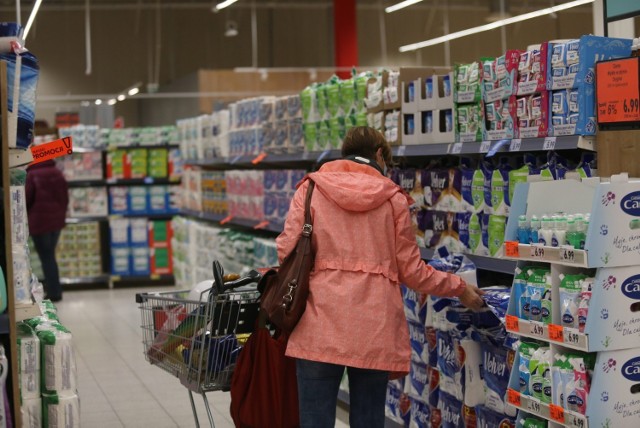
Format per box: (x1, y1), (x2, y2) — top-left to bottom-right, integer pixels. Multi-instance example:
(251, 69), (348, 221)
(230, 327), (300, 428)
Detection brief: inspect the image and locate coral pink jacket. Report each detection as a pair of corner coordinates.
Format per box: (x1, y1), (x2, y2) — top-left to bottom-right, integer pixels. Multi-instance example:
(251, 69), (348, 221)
(276, 160), (465, 375)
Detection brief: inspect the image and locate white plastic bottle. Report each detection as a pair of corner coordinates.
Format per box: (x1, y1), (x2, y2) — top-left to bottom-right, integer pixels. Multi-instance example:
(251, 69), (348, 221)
(539, 215), (553, 246)
(530, 215), (540, 244)
(552, 215), (567, 247)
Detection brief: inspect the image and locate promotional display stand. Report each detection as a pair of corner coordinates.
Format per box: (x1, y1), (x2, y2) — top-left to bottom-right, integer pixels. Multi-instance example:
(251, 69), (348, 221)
(502, 176), (640, 428)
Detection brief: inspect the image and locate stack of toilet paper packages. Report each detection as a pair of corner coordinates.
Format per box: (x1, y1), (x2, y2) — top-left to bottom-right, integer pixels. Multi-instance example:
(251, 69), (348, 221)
(301, 73), (371, 152)
(264, 169), (306, 227)
(58, 125), (104, 149)
(20, 302), (80, 428)
(226, 170), (265, 221)
(10, 170), (37, 305)
(177, 110), (230, 160)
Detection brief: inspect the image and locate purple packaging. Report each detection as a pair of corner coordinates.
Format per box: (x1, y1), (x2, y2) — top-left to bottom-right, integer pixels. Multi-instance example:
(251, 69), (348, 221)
(263, 170), (277, 191)
(460, 159), (475, 211)
(480, 162), (494, 211)
(402, 285), (428, 325)
(396, 168), (416, 193)
(274, 169), (289, 191)
(408, 320), (428, 364)
(410, 398), (431, 428)
(474, 405), (516, 428)
(289, 169), (306, 191)
(481, 212), (490, 251)
(277, 193), (291, 223)
(263, 192), (279, 222)
(423, 168), (450, 209)
(422, 210), (449, 249)
(438, 391), (464, 428)
(409, 361), (429, 401)
(455, 212), (472, 251)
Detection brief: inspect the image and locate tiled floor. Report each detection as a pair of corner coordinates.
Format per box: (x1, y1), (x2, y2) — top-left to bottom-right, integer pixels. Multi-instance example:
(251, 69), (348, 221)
(55, 286), (350, 428)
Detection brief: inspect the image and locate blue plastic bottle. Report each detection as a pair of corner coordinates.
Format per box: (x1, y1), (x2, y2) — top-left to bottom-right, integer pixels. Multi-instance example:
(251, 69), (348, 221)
(530, 215), (540, 244)
(517, 215), (530, 244)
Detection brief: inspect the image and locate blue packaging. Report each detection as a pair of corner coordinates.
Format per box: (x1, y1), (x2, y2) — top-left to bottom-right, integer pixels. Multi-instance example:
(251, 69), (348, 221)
(402, 285), (428, 325)
(409, 361), (429, 401)
(480, 212), (490, 252)
(408, 320), (428, 364)
(426, 327), (439, 368)
(460, 158), (475, 211)
(455, 212), (472, 251)
(481, 341), (515, 415)
(428, 366), (441, 407)
(437, 330), (460, 379)
(475, 405), (516, 428)
(481, 162), (494, 211)
(386, 383), (411, 426)
(410, 398), (431, 428)
(438, 391), (464, 428)
(263, 170), (277, 191)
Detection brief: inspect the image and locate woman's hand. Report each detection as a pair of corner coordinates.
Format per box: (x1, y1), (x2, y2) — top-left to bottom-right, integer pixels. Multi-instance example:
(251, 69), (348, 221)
(458, 281), (486, 311)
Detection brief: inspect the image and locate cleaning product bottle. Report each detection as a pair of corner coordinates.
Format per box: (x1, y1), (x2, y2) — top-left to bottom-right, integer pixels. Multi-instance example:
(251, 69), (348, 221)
(580, 214), (590, 250)
(565, 215), (576, 248)
(539, 215), (553, 246)
(530, 215), (540, 244)
(552, 215), (567, 248)
(517, 215), (531, 244)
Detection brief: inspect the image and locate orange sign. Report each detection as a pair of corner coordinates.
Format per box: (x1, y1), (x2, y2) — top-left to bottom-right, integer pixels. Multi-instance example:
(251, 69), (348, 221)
(29, 137), (73, 165)
(596, 57), (640, 124)
(548, 324), (564, 342)
(506, 315), (520, 333)
(506, 389), (521, 407)
(251, 152), (267, 165)
(504, 241), (520, 258)
(549, 404), (565, 423)
(253, 220), (270, 230)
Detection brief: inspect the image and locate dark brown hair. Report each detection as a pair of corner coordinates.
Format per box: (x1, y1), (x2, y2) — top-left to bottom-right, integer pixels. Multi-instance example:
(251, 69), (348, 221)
(341, 126), (393, 166)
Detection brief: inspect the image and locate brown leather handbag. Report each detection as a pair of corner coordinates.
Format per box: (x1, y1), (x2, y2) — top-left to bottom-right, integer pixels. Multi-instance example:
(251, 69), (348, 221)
(259, 180), (315, 334)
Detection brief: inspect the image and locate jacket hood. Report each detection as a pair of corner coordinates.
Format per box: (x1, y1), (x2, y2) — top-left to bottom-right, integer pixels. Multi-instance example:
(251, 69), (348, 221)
(306, 160), (407, 212)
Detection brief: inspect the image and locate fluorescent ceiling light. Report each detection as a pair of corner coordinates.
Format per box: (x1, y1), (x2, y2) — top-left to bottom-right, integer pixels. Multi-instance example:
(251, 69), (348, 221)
(117, 94), (126, 101)
(95, 99), (102, 105)
(214, 0), (239, 12)
(107, 99), (117, 106)
(128, 87), (140, 96)
(23, 0), (44, 40)
(400, 0), (594, 52)
(385, 0), (423, 14)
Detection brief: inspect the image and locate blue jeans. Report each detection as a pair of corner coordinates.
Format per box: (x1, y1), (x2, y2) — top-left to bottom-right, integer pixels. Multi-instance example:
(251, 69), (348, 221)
(296, 359), (388, 428)
(32, 231), (62, 300)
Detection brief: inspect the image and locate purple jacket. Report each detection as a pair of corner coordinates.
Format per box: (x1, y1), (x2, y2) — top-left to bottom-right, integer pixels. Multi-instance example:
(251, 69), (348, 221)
(26, 160), (69, 236)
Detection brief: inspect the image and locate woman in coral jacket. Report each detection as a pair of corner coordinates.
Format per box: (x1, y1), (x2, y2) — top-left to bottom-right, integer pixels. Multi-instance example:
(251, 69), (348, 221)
(276, 126), (485, 428)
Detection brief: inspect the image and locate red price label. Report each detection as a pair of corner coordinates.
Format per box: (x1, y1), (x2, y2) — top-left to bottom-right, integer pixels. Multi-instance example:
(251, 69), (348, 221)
(507, 389), (521, 407)
(220, 215), (234, 225)
(251, 152), (267, 165)
(505, 241), (520, 258)
(548, 324), (564, 342)
(596, 57), (640, 124)
(30, 137), (73, 165)
(253, 220), (269, 230)
(550, 404), (565, 423)
(506, 315), (520, 333)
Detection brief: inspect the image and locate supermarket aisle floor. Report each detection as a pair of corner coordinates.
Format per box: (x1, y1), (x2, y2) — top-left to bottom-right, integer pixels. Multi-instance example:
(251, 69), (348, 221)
(55, 287), (350, 428)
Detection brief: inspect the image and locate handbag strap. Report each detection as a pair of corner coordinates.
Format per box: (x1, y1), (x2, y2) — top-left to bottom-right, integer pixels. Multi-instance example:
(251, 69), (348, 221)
(302, 180), (315, 237)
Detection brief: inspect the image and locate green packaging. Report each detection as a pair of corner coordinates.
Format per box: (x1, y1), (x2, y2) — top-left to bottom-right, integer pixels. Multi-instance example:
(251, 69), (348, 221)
(471, 169), (485, 212)
(468, 213), (482, 254)
(300, 84), (316, 121)
(316, 83), (328, 119)
(339, 78), (356, 116)
(326, 76), (341, 117)
(488, 214), (507, 257)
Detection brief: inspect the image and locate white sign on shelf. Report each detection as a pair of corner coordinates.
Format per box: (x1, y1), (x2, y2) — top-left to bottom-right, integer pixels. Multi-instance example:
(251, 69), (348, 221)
(542, 137), (557, 150)
(529, 321), (545, 338)
(529, 244), (546, 260)
(509, 139), (522, 152)
(450, 142), (463, 154)
(480, 141), (492, 153)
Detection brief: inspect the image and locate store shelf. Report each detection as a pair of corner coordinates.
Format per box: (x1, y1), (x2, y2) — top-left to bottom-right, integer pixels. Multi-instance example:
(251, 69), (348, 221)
(66, 216), (109, 224)
(505, 316), (589, 351)
(61, 275), (110, 286)
(180, 209), (283, 233)
(337, 389), (404, 428)
(507, 388), (588, 428)
(184, 149), (342, 168)
(108, 213), (178, 220)
(106, 143), (180, 150)
(420, 247), (517, 274)
(15, 302), (42, 322)
(503, 242), (589, 267)
(68, 179), (107, 187)
(72, 147), (105, 153)
(111, 274), (174, 284)
(105, 176), (181, 185)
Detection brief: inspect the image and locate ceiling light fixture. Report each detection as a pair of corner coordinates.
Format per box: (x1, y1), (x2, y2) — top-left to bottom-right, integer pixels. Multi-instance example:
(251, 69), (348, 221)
(22, 0), (43, 40)
(128, 87), (140, 96)
(385, 0), (424, 14)
(214, 0), (239, 12)
(117, 94), (126, 102)
(225, 20), (239, 37)
(107, 99), (117, 106)
(95, 99), (102, 105)
(399, 0), (594, 52)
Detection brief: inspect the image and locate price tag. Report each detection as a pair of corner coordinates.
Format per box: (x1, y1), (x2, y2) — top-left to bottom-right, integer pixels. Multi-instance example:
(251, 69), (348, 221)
(548, 324), (564, 342)
(506, 315), (520, 333)
(530, 244), (546, 259)
(549, 404), (565, 423)
(220, 215), (234, 225)
(596, 57), (640, 124)
(251, 152), (267, 165)
(507, 389), (521, 407)
(253, 220), (270, 230)
(543, 137), (557, 150)
(560, 247), (576, 263)
(106, 177), (118, 184)
(143, 177), (154, 184)
(504, 241), (520, 258)
(568, 413), (586, 428)
(396, 145), (407, 156)
(450, 142), (463, 154)
(150, 274), (160, 280)
(111, 275), (122, 282)
(509, 138), (522, 152)
(564, 327), (581, 345)
(526, 397), (542, 414)
(529, 321), (545, 338)
(480, 140), (492, 153)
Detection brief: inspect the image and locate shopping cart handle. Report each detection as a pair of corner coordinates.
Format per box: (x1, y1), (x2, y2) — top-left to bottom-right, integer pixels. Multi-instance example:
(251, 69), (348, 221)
(222, 269), (262, 291)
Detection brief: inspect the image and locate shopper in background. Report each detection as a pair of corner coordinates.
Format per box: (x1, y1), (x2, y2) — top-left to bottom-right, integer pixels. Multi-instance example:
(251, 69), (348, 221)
(26, 159), (69, 302)
(277, 126), (485, 428)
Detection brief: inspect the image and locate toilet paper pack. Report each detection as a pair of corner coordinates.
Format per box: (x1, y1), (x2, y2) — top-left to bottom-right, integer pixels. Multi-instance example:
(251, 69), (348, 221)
(42, 393), (80, 428)
(36, 326), (77, 396)
(21, 397), (42, 428)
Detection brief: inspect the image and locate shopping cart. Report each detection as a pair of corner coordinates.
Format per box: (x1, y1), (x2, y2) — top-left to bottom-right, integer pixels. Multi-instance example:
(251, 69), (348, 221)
(136, 260), (262, 427)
